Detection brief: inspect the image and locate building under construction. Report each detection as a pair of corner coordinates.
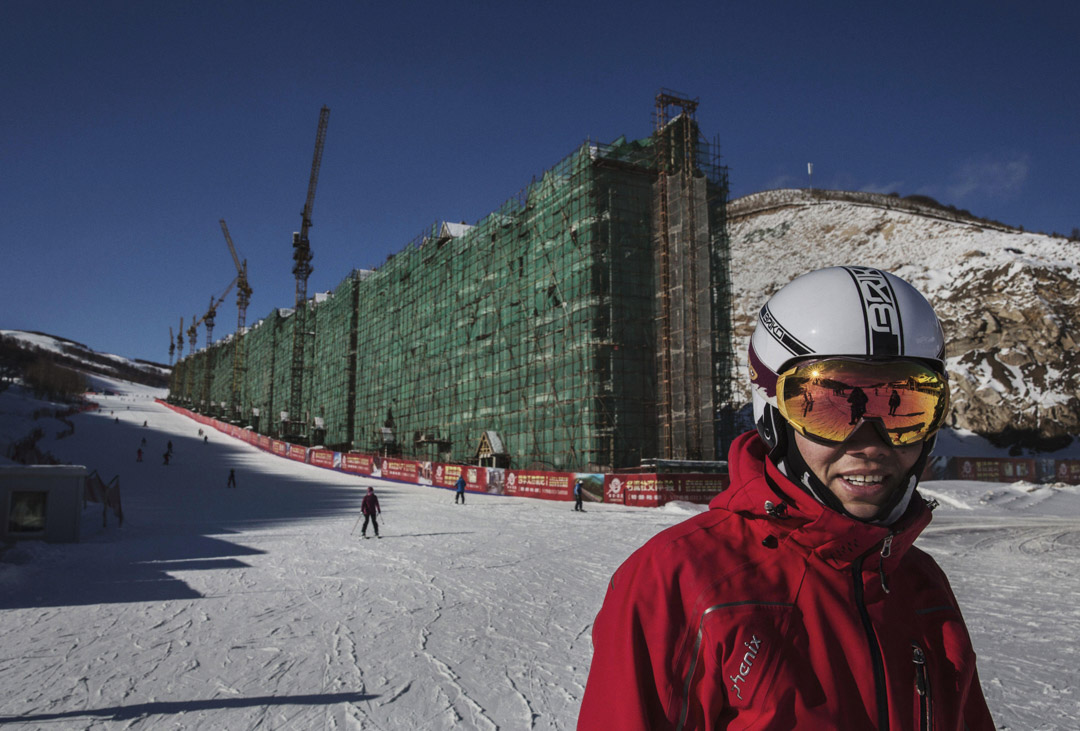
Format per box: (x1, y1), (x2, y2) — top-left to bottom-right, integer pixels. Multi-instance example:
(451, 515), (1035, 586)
(169, 92), (736, 472)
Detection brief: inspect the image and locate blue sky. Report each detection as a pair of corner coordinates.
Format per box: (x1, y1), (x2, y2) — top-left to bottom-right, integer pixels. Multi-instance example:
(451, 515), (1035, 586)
(3, 1), (1077, 364)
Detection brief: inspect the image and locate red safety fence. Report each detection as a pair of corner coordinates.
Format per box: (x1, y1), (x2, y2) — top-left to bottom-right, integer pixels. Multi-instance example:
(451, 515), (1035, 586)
(155, 400), (1080, 501)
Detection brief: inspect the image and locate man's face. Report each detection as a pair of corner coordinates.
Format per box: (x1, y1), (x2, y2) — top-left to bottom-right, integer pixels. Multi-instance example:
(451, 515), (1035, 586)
(793, 423), (922, 520)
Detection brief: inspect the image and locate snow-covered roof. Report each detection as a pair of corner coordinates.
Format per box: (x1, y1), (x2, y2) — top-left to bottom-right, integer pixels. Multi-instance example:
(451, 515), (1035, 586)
(441, 221), (473, 239)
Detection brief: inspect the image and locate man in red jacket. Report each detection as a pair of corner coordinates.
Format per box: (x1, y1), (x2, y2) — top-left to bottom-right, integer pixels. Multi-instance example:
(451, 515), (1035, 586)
(360, 486), (381, 539)
(579, 266), (994, 730)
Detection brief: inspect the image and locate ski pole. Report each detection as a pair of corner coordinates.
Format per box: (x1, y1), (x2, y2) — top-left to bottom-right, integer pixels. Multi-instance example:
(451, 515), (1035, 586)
(350, 513), (363, 535)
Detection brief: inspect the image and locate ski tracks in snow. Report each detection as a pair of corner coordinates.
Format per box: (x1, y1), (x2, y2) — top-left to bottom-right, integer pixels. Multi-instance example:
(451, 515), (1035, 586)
(921, 515), (1080, 729)
(15, 392), (1080, 728)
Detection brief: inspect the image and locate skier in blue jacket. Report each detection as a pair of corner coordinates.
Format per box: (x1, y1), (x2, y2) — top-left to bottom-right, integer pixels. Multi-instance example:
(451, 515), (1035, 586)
(454, 475), (466, 504)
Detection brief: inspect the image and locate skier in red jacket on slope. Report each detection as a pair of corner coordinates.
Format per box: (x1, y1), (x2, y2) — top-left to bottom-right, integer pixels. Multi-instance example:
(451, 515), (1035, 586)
(579, 266), (994, 730)
(360, 487), (381, 539)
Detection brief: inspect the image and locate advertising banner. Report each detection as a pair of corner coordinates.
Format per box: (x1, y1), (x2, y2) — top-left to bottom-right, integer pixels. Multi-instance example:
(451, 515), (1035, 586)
(257, 435), (272, 451)
(604, 474), (660, 507)
(603, 473), (728, 507)
(1054, 460), (1080, 485)
(381, 457), (419, 483)
(309, 449), (335, 469)
(271, 440), (287, 457)
(428, 463), (488, 491)
(949, 457), (1038, 482)
(574, 473), (605, 503)
(342, 453), (375, 475)
(286, 444), (308, 463)
(504, 470), (574, 501)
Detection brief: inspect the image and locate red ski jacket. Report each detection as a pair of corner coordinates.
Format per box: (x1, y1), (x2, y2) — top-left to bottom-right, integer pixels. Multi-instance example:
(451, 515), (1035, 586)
(361, 493), (380, 516)
(579, 432), (994, 730)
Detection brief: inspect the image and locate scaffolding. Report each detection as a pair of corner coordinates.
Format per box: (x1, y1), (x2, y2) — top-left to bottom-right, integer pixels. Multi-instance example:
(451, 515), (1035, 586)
(169, 92), (736, 470)
(652, 90), (732, 461)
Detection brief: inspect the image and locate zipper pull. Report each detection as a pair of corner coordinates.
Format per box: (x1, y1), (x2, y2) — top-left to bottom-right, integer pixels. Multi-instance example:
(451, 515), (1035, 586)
(764, 500), (788, 519)
(879, 535), (894, 594)
(912, 644), (927, 696)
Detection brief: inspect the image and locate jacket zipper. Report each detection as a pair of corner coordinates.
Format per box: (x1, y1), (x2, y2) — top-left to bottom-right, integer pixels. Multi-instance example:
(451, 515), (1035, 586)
(853, 556), (889, 730)
(913, 643), (933, 730)
(879, 534), (894, 593)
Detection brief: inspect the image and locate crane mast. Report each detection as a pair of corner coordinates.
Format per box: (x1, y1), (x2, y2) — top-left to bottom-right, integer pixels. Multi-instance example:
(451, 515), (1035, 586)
(199, 277), (237, 413)
(287, 105), (329, 442)
(220, 218), (252, 420)
(187, 315), (199, 405)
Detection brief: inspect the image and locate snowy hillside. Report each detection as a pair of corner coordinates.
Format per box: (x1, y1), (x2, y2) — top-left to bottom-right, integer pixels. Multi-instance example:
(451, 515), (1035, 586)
(1, 377), (1078, 728)
(0, 330), (170, 388)
(728, 189), (1080, 446)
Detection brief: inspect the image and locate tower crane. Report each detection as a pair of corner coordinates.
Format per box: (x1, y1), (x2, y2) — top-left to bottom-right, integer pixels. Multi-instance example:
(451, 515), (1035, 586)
(201, 277), (238, 348)
(169, 326), (175, 365)
(220, 219), (253, 419)
(287, 105), (330, 442)
(177, 317), (185, 359)
(186, 314), (199, 405)
(198, 276), (237, 413)
(188, 314), (199, 355)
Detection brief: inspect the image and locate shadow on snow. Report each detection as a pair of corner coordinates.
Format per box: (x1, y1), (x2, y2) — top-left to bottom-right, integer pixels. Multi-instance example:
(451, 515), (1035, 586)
(0, 691), (379, 724)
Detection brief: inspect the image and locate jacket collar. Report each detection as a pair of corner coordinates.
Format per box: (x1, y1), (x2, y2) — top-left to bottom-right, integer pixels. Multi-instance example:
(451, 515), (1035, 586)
(712, 431), (933, 570)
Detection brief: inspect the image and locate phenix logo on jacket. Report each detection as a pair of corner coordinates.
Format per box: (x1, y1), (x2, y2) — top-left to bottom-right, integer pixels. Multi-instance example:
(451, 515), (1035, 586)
(727, 635), (762, 701)
(578, 431), (995, 730)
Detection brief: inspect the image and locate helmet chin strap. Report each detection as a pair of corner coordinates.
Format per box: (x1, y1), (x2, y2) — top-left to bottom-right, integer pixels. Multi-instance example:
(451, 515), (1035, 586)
(767, 413), (933, 526)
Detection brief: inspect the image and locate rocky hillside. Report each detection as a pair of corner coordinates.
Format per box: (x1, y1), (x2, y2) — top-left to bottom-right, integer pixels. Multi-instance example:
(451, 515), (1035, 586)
(727, 189), (1080, 449)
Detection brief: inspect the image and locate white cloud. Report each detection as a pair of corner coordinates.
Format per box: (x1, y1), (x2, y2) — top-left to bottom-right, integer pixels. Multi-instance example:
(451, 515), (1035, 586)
(946, 154), (1030, 202)
(858, 180), (906, 195)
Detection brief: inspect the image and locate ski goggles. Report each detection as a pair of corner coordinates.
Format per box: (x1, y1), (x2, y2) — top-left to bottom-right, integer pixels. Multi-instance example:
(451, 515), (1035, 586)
(775, 358), (950, 446)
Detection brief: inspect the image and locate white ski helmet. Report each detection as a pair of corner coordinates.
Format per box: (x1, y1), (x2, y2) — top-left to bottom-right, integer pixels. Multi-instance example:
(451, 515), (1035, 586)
(749, 265), (946, 448)
(748, 265), (948, 524)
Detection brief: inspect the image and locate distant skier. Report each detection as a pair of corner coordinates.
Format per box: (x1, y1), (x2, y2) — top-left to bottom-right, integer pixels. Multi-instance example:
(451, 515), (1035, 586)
(162, 451), (170, 466)
(454, 475), (466, 505)
(166, 440), (173, 455)
(136, 448), (143, 462)
(573, 478), (585, 512)
(227, 469), (236, 488)
(360, 487), (381, 538)
(847, 386), (869, 424)
(889, 388), (901, 416)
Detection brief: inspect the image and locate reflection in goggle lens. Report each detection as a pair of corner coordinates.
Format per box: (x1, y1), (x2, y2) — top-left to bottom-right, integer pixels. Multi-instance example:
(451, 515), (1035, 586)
(777, 359), (949, 446)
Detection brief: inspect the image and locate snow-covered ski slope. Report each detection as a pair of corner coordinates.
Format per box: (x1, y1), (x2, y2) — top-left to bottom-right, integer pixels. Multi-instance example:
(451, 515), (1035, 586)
(1, 377), (1078, 729)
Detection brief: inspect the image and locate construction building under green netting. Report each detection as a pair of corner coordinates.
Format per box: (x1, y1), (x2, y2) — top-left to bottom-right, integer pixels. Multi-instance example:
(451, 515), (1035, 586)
(169, 93), (737, 471)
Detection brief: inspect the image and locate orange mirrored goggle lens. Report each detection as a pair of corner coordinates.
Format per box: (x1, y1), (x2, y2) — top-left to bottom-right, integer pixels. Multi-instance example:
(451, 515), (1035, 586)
(776, 359), (949, 446)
